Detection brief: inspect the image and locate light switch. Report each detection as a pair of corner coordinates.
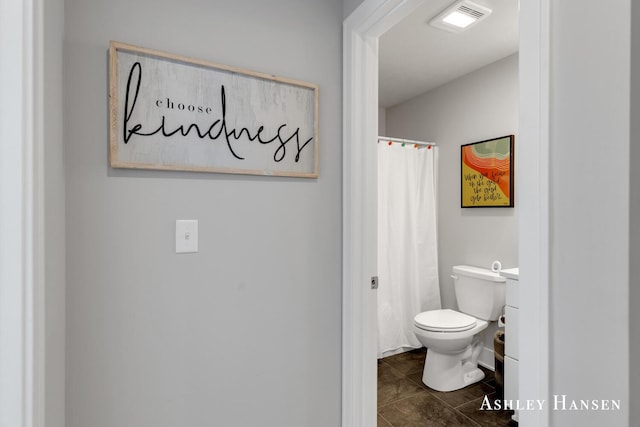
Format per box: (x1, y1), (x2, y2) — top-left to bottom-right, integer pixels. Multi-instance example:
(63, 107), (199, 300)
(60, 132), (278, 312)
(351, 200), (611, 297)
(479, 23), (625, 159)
(176, 220), (198, 253)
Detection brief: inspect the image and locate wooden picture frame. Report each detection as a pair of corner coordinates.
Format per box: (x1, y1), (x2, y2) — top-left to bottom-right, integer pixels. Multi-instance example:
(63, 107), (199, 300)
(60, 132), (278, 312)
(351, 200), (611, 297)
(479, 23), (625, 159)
(109, 41), (319, 178)
(461, 135), (514, 208)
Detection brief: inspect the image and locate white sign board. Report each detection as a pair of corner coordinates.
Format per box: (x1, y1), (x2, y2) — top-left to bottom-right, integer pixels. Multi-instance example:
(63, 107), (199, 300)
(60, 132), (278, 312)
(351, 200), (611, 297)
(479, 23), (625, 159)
(109, 41), (318, 178)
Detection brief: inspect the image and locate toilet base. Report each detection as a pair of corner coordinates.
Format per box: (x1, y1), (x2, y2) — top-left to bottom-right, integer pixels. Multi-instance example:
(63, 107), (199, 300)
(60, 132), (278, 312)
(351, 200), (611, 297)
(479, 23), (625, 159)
(422, 348), (485, 392)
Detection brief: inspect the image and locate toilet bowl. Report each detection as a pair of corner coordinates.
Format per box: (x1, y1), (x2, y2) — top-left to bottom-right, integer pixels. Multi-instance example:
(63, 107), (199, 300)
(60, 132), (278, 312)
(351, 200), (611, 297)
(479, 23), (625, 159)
(414, 309), (488, 391)
(412, 265), (506, 392)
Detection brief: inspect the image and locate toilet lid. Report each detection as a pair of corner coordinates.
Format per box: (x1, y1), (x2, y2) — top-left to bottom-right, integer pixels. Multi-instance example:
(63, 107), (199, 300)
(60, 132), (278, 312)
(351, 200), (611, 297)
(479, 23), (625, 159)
(414, 309), (477, 332)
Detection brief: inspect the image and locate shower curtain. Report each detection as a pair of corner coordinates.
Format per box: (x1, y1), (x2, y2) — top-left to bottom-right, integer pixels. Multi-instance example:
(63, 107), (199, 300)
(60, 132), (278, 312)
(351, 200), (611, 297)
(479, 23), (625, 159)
(377, 141), (440, 358)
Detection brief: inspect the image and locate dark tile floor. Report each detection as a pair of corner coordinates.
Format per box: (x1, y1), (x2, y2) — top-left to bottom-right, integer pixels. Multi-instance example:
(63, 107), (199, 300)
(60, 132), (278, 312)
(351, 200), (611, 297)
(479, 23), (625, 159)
(378, 348), (517, 427)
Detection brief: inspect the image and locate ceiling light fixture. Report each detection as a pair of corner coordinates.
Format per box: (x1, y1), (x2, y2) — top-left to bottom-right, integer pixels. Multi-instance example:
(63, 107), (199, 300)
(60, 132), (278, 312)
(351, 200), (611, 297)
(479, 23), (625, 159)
(429, 0), (492, 33)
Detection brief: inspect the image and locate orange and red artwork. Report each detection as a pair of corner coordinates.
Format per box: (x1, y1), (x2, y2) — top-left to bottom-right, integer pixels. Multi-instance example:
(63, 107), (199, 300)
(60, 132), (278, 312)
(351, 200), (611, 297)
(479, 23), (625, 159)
(461, 135), (514, 208)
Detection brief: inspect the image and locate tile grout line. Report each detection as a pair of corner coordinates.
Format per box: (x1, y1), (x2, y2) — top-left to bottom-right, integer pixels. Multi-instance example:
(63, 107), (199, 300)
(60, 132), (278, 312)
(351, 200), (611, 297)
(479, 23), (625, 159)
(377, 411), (394, 427)
(378, 389), (484, 427)
(458, 412), (484, 427)
(377, 389), (433, 412)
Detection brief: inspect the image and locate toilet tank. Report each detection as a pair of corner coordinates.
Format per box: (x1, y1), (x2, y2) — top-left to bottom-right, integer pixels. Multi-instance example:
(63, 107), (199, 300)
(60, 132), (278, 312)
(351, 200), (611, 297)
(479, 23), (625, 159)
(452, 265), (506, 321)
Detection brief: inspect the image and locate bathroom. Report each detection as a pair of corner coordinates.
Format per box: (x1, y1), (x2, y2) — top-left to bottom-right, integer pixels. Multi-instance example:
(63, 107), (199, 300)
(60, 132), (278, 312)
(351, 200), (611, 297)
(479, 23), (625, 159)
(376, 1), (518, 425)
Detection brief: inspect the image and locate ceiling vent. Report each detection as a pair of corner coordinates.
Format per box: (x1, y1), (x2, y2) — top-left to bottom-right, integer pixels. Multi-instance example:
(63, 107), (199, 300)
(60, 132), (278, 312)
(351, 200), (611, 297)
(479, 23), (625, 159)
(429, 0), (492, 33)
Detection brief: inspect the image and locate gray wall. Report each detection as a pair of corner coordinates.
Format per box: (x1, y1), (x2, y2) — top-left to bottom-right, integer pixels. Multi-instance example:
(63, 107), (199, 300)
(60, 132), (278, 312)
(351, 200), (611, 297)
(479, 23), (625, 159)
(549, 1), (630, 425)
(632, 0), (640, 422)
(385, 54), (518, 310)
(64, 1), (343, 426)
(378, 107), (386, 136)
(344, 0), (364, 18)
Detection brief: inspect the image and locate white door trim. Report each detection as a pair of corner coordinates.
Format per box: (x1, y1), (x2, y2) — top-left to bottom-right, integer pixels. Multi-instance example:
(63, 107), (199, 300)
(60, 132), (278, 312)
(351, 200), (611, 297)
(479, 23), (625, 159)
(516, 1), (550, 425)
(342, 0), (550, 425)
(0, 0), (46, 426)
(342, 3), (425, 425)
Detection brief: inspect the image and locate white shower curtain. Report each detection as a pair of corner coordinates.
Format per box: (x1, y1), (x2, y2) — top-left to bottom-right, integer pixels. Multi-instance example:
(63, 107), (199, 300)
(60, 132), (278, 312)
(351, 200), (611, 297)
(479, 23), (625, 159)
(377, 141), (440, 358)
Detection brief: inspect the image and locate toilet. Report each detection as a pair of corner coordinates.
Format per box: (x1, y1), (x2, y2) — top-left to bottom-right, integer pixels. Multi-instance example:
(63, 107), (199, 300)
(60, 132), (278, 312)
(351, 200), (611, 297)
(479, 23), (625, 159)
(413, 265), (506, 392)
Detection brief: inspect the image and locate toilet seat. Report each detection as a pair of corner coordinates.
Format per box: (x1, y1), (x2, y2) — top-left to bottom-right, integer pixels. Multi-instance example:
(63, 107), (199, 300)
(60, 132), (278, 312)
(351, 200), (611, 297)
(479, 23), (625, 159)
(414, 309), (477, 332)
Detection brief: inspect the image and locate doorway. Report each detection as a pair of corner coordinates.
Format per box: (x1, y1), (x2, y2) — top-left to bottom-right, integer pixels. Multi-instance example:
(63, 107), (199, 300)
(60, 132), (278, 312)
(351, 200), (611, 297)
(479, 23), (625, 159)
(342, 1), (550, 426)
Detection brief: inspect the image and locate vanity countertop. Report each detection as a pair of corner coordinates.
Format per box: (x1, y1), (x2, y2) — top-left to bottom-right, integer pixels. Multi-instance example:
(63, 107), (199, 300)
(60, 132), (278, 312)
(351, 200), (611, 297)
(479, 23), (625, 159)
(500, 268), (519, 280)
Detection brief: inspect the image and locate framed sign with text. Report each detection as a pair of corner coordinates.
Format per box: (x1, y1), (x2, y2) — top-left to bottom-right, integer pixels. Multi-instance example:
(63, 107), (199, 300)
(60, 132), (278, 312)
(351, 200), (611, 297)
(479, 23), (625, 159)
(109, 41), (319, 178)
(461, 135), (514, 208)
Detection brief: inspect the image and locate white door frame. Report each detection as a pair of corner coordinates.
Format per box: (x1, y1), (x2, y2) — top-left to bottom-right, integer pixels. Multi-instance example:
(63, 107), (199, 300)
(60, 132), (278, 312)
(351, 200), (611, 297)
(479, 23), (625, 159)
(0, 0), (45, 426)
(342, 1), (550, 426)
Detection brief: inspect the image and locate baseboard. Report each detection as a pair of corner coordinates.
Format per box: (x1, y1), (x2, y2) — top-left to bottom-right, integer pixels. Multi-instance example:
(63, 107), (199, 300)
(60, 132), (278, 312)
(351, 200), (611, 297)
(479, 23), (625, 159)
(478, 346), (495, 371)
(381, 345), (495, 370)
(379, 345), (422, 359)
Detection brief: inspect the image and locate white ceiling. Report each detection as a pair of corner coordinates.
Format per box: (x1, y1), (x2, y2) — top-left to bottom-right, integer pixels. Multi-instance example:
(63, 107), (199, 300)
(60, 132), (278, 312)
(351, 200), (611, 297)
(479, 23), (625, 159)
(378, 0), (519, 108)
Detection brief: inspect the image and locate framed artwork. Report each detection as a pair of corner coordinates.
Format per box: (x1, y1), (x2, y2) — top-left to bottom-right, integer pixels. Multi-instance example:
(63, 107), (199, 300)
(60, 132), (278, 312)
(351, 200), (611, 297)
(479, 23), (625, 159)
(109, 41), (319, 178)
(461, 135), (514, 208)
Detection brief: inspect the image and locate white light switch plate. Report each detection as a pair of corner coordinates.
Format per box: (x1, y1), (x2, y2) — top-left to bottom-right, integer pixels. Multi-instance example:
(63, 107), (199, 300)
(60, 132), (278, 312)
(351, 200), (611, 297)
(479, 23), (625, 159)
(176, 220), (198, 253)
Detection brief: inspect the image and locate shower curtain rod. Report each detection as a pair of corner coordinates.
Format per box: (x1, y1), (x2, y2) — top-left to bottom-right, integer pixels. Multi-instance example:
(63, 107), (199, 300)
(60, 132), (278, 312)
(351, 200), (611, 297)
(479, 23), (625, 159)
(378, 136), (437, 147)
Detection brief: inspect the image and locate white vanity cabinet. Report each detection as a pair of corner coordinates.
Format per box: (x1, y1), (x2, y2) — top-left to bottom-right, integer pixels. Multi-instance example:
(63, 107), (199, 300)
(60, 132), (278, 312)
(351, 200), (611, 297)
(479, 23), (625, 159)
(501, 268), (519, 423)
